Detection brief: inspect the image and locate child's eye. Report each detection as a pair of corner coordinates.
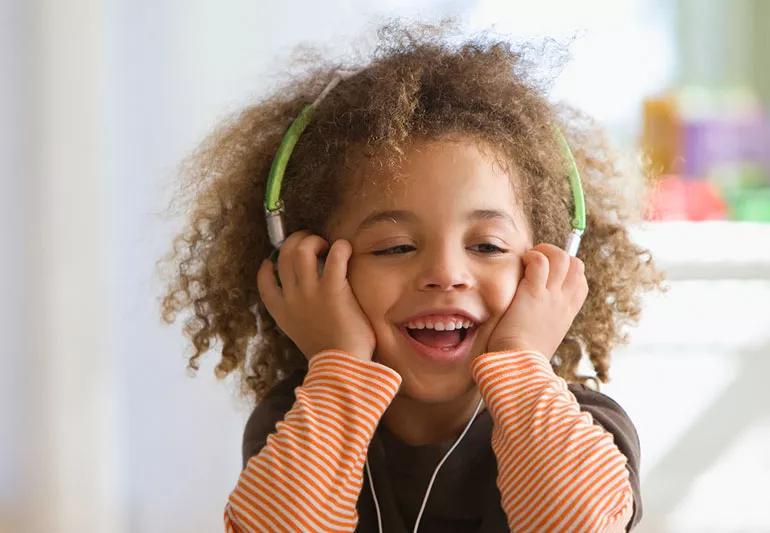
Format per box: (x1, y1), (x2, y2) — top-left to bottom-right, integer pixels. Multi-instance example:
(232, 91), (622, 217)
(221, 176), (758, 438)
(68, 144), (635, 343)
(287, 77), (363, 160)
(373, 244), (415, 256)
(372, 243), (506, 256)
(471, 243), (506, 254)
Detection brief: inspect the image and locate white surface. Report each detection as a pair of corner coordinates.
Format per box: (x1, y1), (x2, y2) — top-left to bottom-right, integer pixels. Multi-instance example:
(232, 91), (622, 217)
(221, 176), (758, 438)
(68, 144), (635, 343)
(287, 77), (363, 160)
(630, 221), (770, 278)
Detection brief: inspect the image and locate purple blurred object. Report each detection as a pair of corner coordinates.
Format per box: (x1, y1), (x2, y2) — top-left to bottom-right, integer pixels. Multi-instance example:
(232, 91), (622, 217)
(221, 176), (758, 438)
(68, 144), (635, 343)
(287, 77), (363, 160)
(680, 111), (770, 178)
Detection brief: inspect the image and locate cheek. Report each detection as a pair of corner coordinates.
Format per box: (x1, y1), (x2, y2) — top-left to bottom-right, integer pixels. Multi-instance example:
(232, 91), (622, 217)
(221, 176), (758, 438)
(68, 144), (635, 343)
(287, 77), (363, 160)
(481, 261), (522, 316)
(483, 279), (517, 315)
(347, 258), (395, 323)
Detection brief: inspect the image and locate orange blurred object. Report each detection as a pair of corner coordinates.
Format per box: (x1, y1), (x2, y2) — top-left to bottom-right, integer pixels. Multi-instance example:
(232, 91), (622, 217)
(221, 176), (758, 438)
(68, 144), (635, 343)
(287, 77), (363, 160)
(642, 95), (682, 176)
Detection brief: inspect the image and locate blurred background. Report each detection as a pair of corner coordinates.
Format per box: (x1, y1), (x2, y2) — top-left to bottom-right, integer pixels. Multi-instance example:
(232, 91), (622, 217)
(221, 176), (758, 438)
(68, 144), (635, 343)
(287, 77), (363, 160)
(2, 0), (769, 532)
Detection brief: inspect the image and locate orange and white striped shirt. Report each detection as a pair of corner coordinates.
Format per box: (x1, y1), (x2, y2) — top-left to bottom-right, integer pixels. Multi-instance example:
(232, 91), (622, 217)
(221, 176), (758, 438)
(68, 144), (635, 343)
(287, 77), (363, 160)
(224, 349), (634, 532)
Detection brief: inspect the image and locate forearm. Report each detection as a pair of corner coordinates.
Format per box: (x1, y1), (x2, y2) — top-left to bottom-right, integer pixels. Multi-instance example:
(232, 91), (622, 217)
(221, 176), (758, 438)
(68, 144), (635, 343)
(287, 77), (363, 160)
(472, 350), (633, 533)
(225, 351), (401, 533)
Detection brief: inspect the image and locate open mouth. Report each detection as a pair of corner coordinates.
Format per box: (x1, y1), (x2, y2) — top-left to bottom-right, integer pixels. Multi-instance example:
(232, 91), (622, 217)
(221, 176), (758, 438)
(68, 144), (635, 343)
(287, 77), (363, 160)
(399, 323), (480, 363)
(405, 325), (470, 344)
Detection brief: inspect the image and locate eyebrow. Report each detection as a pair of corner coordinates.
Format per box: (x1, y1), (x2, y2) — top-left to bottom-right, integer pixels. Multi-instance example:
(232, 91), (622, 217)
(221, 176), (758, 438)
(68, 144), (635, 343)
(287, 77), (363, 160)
(355, 208), (518, 234)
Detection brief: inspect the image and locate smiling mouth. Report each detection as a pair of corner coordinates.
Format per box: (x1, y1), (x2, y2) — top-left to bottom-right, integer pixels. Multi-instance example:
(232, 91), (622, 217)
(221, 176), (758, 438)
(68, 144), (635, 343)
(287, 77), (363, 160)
(405, 326), (470, 345)
(398, 323), (480, 363)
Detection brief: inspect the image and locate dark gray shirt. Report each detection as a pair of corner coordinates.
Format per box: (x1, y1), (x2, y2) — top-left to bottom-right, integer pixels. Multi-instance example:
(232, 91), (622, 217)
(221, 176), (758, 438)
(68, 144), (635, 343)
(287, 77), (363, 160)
(242, 370), (642, 532)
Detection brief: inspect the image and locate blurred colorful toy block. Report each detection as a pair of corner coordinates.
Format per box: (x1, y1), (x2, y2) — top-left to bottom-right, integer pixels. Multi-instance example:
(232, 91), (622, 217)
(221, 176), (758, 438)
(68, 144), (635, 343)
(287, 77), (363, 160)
(641, 87), (770, 222)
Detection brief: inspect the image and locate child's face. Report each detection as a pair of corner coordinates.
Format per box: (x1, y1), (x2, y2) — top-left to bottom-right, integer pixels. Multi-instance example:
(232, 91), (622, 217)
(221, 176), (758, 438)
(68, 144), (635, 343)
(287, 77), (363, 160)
(326, 136), (533, 403)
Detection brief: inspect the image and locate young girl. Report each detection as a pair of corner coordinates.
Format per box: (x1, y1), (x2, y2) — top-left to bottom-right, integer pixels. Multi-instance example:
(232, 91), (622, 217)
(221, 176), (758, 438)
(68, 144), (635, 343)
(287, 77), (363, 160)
(159, 21), (664, 532)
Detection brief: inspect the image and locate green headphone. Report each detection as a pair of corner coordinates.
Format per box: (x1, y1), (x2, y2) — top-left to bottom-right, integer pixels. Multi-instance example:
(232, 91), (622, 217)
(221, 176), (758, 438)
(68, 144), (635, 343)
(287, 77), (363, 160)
(264, 71), (586, 276)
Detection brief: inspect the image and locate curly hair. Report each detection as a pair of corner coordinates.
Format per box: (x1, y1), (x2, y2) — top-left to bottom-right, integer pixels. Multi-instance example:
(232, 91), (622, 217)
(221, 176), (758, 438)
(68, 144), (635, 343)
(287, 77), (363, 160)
(157, 19), (666, 402)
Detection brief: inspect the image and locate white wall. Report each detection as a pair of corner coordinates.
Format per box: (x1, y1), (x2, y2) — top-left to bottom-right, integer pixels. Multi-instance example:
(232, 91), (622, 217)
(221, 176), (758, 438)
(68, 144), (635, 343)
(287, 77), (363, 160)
(1, 1), (37, 531)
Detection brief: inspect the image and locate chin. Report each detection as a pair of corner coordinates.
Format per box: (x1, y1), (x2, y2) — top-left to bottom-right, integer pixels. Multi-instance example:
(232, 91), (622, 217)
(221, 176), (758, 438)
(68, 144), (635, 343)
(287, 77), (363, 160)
(399, 376), (478, 404)
(373, 354), (478, 404)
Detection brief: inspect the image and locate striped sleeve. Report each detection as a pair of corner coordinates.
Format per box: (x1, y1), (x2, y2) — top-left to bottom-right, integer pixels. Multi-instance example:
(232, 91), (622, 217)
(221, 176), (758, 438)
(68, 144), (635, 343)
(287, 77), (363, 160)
(224, 350), (402, 533)
(471, 350), (634, 533)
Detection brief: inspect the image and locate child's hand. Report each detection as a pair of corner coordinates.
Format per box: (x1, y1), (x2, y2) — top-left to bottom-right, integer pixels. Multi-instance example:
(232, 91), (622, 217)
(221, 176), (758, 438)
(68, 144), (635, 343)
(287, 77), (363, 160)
(487, 243), (588, 360)
(257, 230), (376, 361)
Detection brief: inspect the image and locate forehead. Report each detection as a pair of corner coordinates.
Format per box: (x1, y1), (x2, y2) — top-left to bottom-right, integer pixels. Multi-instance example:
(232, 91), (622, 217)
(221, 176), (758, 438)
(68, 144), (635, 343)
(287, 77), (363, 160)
(333, 136), (525, 233)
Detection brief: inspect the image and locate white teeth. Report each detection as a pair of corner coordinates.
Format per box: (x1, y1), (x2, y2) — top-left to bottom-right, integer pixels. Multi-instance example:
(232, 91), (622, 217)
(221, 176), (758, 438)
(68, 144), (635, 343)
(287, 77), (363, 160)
(405, 318), (474, 330)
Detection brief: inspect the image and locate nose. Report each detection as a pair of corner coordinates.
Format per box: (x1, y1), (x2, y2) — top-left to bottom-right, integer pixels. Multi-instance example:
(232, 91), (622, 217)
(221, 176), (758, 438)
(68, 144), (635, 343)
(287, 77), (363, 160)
(416, 244), (473, 291)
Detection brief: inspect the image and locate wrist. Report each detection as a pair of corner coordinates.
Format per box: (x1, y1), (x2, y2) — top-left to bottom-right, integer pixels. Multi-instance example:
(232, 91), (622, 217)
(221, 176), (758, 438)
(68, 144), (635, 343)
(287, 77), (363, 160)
(311, 348), (371, 363)
(340, 342), (374, 361)
(486, 342), (549, 358)
(487, 339), (531, 354)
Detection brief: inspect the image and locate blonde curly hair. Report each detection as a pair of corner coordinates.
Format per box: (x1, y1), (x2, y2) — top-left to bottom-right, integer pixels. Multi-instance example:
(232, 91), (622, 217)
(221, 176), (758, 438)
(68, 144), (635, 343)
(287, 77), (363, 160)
(157, 19), (666, 402)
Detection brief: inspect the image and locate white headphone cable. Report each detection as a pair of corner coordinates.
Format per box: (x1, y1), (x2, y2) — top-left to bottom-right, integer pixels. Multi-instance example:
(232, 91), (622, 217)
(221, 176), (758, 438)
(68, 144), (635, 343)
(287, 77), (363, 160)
(364, 396), (485, 533)
(365, 456), (383, 533)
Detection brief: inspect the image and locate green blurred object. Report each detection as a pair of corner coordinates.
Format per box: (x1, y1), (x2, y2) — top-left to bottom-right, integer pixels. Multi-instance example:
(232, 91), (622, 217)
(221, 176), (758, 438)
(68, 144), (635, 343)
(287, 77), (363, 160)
(722, 185), (770, 221)
(709, 163), (770, 222)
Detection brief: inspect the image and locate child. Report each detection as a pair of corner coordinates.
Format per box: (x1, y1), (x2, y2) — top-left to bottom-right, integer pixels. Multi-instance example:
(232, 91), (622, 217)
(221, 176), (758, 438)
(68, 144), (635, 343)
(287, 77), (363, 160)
(159, 20), (664, 532)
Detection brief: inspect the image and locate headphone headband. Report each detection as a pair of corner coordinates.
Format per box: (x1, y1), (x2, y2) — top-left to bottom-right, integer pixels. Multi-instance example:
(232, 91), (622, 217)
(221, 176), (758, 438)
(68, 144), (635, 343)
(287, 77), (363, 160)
(264, 72), (586, 256)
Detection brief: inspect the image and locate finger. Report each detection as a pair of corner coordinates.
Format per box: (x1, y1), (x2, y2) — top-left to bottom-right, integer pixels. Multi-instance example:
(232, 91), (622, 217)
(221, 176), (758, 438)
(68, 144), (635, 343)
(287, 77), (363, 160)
(321, 239), (352, 288)
(563, 256), (585, 286)
(534, 243), (570, 291)
(564, 256), (589, 303)
(521, 248), (549, 289)
(257, 257), (284, 323)
(295, 234), (331, 290)
(276, 230), (310, 290)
